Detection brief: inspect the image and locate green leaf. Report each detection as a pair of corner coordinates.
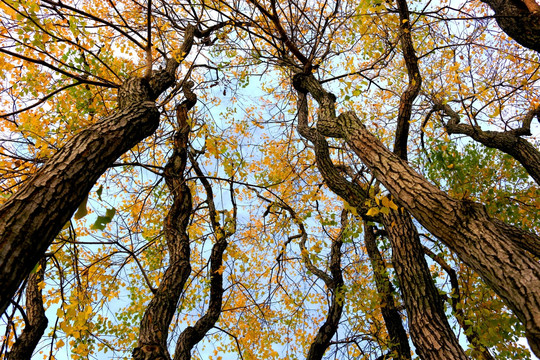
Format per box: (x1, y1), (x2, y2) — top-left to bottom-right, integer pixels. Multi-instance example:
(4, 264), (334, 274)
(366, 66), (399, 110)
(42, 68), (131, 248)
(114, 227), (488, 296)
(105, 207), (116, 218)
(91, 207), (116, 230)
(96, 185), (103, 201)
(74, 195), (88, 220)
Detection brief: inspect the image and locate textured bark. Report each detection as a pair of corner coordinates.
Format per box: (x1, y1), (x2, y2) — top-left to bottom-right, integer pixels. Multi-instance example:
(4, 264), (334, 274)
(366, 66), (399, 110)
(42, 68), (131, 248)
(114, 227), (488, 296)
(382, 212), (468, 360)
(364, 226), (411, 360)
(303, 211), (345, 360)
(132, 82), (196, 360)
(172, 233), (227, 360)
(423, 247), (495, 360)
(392, 0), (422, 161)
(480, 0), (540, 52)
(296, 89), (464, 359)
(382, 4), (465, 355)
(341, 113), (540, 356)
(293, 72), (540, 357)
(6, 260), (48, 360)
(0, 26), (196, 316)
(293, 95), (351, 359)
(296, 93), (371, 214)
(173, 151), (232, 360)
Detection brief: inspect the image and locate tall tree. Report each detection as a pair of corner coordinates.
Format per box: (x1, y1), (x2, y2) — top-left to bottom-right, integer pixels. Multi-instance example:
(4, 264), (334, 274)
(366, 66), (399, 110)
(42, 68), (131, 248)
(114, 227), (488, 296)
(2, 0), (540, 359)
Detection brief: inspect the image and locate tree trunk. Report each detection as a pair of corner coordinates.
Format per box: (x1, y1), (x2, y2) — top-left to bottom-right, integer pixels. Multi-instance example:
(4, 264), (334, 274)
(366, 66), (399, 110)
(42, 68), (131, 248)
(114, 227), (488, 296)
(133, 82), (196, 360)
(6, 259), (48, 360)
(382, 212), (468, 360)
(364, 225), (411, 360)
(334, 110), (540, 356)
(0, 26), (197, 316)
(480, 0), (540, 52)
(293, 70), (540, 356)
(0, 81), (159, 315)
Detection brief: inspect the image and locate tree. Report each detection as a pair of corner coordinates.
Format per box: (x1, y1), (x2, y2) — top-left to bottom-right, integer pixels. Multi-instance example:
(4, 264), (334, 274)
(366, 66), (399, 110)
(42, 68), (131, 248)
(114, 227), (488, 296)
(1, 0), (540, 359)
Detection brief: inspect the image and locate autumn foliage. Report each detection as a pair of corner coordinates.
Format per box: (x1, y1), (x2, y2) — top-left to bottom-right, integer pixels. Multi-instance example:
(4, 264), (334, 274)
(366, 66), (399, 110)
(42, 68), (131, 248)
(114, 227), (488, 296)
(1, 0), (540, 359)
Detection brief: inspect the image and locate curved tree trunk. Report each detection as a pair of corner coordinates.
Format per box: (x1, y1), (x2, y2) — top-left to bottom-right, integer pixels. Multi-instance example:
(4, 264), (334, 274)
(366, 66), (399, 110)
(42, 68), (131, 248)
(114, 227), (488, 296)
(304, 212), (345, 360)
(292, 71), (540, 357)
(480, 0), (540, 52)
(173, 145), (234, 360)
(133, 81), (196, 360)
(0, 27), (197, 316)
(6, 259), (48, 360)
(295, 90), (466, 359)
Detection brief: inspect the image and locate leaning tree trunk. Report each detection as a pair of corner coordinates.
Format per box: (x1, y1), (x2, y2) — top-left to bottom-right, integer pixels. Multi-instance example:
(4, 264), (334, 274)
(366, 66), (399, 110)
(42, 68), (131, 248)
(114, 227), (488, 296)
(480, 0), (540, 53)
(333, 109), (540, 356)
(292, 71), (540, 357)
(0, 27), (197, 316)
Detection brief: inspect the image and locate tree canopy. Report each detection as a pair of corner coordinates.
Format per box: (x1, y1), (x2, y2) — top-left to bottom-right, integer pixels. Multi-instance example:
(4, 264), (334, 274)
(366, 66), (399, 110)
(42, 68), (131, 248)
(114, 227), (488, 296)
(1, 0), (540, 359)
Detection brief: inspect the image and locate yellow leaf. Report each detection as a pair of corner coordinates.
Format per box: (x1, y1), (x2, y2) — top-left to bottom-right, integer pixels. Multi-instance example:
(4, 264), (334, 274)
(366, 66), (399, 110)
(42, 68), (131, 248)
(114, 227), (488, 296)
(215, 265), (225, 275)
(381, 196), (398, 211)
(366, 207), (380, 217)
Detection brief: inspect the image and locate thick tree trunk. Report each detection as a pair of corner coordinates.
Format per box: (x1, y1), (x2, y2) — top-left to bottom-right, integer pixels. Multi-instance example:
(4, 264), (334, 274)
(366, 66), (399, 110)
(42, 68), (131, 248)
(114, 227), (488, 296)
(6, 259), (48, 360)
(292, 72), (540, 357)
(0, 83), (159, 316)
(334, 110), (540, 356)
(480, 0), (540, 52)
(0, 26), (197, 316)
(382, 212), (468, 360)
(295, 90), (466, 359)
(422, 247), (495, 360)
(364, 225), (411, 360)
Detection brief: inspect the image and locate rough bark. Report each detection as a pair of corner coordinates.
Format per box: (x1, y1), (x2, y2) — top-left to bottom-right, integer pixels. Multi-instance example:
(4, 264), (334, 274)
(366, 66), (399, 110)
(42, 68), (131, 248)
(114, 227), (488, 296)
(292, 72), (540, 357)
(383, 3), (465, 356)
(342, 112), (540, 356)
(296, 93), (371, 214)
(303, 211), (345, 360)
(0, 26), (196, 316)
(422, 247), (495, 360)
(6, 259), (48, 360)
(292, 97), (354, 358)
(173, 151), (233, 360)
(296, 89), (465, 359)
(480, 0), (540, 52)
(364, 225), (411, 360)
(392, 0), (422, 161)
(382, 212), (468, 360)
(172, 231), (228, 360)
(132, 81), (196, 360)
